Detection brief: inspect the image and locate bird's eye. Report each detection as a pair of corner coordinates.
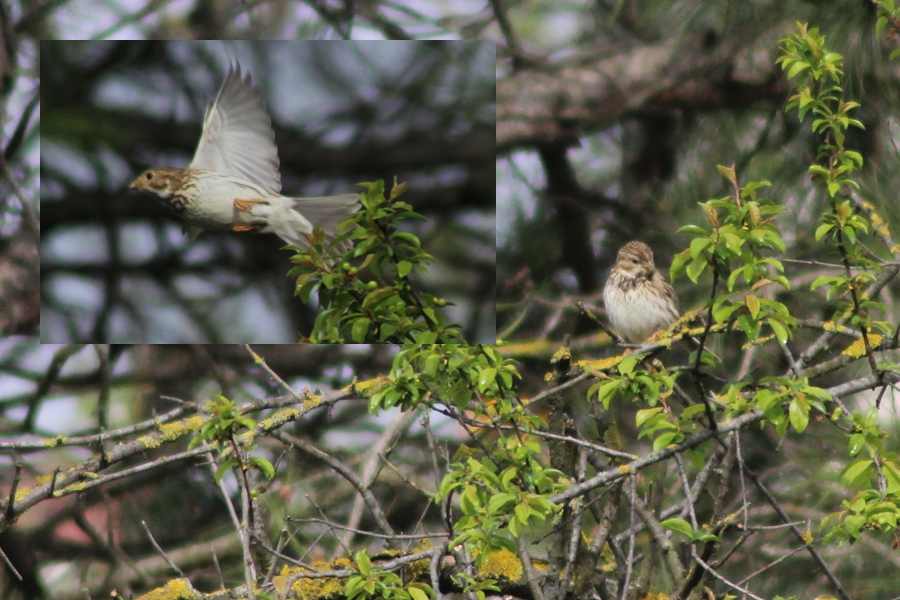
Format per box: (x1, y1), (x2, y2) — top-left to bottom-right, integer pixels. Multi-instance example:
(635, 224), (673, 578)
(146, 173), (153, 180)
(630, 258), (638, 264)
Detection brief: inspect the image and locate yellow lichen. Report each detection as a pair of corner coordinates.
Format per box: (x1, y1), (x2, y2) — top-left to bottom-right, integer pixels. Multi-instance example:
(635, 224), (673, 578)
(158, 416), (204, 442)
(405, 541), (433, 581)
(599, 543), (617, 573)
(281, 560), (349, 600)
(842, 335), (882, 358)
(302, 394), (323, 411)
(578, 356), (626, 373)
(134, 578), (199, 600)
(58, 481), (86, 495)
(350, 376), (390, 395)
(550, 345), (571, 364)
(140, 416), (205, 449)
(14, 486), (31, 502)
(258, 408), (301, 431)
(478, 549), (524, 582)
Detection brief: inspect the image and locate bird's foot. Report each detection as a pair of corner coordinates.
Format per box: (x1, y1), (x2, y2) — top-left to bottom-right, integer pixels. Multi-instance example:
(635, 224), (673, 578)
(234, 198), (265, 213)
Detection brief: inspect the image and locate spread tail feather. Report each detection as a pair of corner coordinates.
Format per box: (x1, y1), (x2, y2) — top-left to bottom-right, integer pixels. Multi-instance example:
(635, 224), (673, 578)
(278, 194), (360, 252)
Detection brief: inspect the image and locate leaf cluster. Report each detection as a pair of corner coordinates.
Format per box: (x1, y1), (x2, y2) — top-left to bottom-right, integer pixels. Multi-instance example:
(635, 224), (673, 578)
(779, 24), (893, 353)
(368, 344), (521, 415)
(289, 179), (464, 343)
(364, 344), (568, 565)
(346, 550), (432, 600)
(760, 22), (899, 547)
(672, 165), (794, 344)
(188, 393), (274, 484)
(822, 408), (900, 544)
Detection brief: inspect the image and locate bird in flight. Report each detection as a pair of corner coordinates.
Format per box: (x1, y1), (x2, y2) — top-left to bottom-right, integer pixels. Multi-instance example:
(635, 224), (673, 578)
(130, 63), (359, 252)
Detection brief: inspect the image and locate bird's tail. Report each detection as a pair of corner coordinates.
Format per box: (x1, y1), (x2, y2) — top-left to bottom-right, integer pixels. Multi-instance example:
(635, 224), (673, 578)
(284, 193), (360, 253)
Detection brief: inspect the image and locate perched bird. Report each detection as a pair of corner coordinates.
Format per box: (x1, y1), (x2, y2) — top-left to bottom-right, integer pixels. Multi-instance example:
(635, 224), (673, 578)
(602, 240), (683, 343)
(130, 64), (359, 251)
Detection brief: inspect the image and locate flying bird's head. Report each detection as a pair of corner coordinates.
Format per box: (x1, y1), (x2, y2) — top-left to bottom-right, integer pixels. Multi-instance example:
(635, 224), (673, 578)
(129, 167), (184, 199)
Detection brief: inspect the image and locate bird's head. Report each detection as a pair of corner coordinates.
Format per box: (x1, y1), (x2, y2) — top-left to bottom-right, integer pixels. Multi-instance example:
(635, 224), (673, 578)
(615, 240), (656, 278)
(129, 168), (183, 199)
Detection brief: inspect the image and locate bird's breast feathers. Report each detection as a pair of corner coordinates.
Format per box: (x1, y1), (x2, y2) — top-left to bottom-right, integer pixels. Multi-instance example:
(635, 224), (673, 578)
(177, 169), (276, 229)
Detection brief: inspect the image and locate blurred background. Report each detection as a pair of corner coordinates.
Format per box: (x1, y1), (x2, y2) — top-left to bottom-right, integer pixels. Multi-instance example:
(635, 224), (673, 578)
(40, 41), (496, 343)
(0, 1), (38, 339)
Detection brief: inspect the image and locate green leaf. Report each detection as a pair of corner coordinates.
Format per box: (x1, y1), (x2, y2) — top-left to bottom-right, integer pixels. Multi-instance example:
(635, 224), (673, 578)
(618, 356), (637, 375)
(394, 232), (422, 248)
(716, 164), (737, 184)
(789, 397), (809, 433)
(508, 515), (521, 537)
(397, 260), (413, 278)
(345, 576), (365, 599)
(351, 318), (371, 342)
(660, 517), (694, 538)
(726, 265), (746, 291)
(745, 295), (760, 319)
(488, 493), (516, 515)
(653, 431), (679, 451)
(848, 433), (866, 457)
(712, 300), (741, 324)
(689, 237), (711, 259)
(355, 550), (372, 576)
(636, 407), (664, 427)
(409, 586), (431, 600)
(804, 386), (832, 401)
(677, 225), (709, 236)
(593, 380), (620, 409)
(769, 319), (791, 345)
(686, 257), (706, 283)
(721, 232), (743, 255)
(678, 405), (704, 420)
(514, 501), (532, 525)
(478, 368), (497, 392)
(249, 457), (275, 479)
(810, 275), (840, 290)
(215, 459), (237, 484)
(670, 250), (691, 280)
(415, 331), (438, 344)
(787, 60), (810, 79)
(841, 459), (873, 486)
(460, 484), (480, 515)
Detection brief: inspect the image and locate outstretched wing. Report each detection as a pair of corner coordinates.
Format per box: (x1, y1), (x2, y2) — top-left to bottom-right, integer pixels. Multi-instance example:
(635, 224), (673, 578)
(189, 64), (282, 194)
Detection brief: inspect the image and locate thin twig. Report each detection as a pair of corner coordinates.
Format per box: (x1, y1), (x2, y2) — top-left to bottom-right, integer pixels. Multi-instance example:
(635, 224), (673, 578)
(141, 520), (185, 577)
